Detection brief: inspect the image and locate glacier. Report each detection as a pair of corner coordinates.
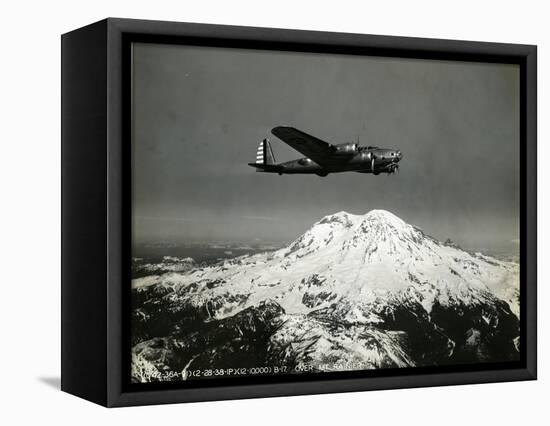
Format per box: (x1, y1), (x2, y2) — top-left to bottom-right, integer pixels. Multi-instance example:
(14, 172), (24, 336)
(131, 210), (520, 382)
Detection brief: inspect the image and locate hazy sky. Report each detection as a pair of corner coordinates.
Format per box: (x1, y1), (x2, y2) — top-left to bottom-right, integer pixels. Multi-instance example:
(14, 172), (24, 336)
(132, 42), (520, 250)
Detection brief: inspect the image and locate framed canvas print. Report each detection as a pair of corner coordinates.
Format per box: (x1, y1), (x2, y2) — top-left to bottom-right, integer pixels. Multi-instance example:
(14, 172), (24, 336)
(61, 18), (537, 407)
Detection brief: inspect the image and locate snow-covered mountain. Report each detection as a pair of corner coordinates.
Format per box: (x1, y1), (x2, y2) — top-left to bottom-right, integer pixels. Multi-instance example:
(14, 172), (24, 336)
(131, 210), (520, 382)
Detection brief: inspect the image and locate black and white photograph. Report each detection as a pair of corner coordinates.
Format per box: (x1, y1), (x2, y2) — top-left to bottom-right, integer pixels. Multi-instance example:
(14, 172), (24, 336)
(2, 0), (545, 421)
(130, 43), (521, 383)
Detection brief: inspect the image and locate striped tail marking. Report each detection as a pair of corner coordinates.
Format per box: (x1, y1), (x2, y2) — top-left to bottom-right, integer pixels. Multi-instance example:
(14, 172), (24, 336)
(256, 138), (276, 165)
(256, 140), (265, 164)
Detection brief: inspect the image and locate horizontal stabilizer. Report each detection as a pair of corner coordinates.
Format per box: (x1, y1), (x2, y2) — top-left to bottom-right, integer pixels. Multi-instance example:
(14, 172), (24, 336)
(247, 162), (282, 172)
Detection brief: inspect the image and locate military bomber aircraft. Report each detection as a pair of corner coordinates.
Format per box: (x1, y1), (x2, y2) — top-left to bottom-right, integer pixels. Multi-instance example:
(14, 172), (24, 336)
(248, 126), (403, 177)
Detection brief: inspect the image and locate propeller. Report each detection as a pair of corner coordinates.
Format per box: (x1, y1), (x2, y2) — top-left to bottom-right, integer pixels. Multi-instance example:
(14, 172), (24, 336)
(366, 151), (376, 173)
(388, 163), (399, 174)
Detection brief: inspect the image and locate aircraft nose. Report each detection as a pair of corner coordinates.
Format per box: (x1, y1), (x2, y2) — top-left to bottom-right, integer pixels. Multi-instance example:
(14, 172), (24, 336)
(396, 150), (403, 161)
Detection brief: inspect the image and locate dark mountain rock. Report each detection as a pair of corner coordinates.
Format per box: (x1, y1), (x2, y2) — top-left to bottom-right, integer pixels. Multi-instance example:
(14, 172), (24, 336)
(131, 210), (520, 382)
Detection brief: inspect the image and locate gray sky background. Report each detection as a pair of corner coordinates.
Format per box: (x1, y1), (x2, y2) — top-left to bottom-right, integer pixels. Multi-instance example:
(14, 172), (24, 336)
(132, 43), (520, 251)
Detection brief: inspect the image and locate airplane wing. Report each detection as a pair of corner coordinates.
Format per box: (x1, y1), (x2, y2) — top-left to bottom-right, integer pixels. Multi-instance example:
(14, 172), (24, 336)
(271, 126), (335, 167)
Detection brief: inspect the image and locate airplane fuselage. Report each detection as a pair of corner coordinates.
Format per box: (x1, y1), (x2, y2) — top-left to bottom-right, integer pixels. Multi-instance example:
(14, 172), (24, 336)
(277, 146), (401, 176)
(248, 127), (403, 177)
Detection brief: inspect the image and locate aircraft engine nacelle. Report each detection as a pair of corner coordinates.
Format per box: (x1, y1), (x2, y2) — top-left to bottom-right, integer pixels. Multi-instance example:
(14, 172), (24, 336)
(333, 143), (358, 155)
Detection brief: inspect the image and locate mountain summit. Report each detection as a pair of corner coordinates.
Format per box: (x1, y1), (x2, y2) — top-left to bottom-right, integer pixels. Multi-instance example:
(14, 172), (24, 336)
(287, 209), (438, 263)
(131, 210), (520, 382)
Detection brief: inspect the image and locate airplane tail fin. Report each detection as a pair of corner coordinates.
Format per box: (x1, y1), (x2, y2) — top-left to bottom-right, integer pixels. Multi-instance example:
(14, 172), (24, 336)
(255, 138), (276, 165)
(248, 138), (280, 172)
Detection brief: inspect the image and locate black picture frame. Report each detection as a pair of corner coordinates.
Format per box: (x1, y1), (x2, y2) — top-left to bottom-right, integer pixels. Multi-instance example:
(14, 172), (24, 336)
(61, 17), (537, 407)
